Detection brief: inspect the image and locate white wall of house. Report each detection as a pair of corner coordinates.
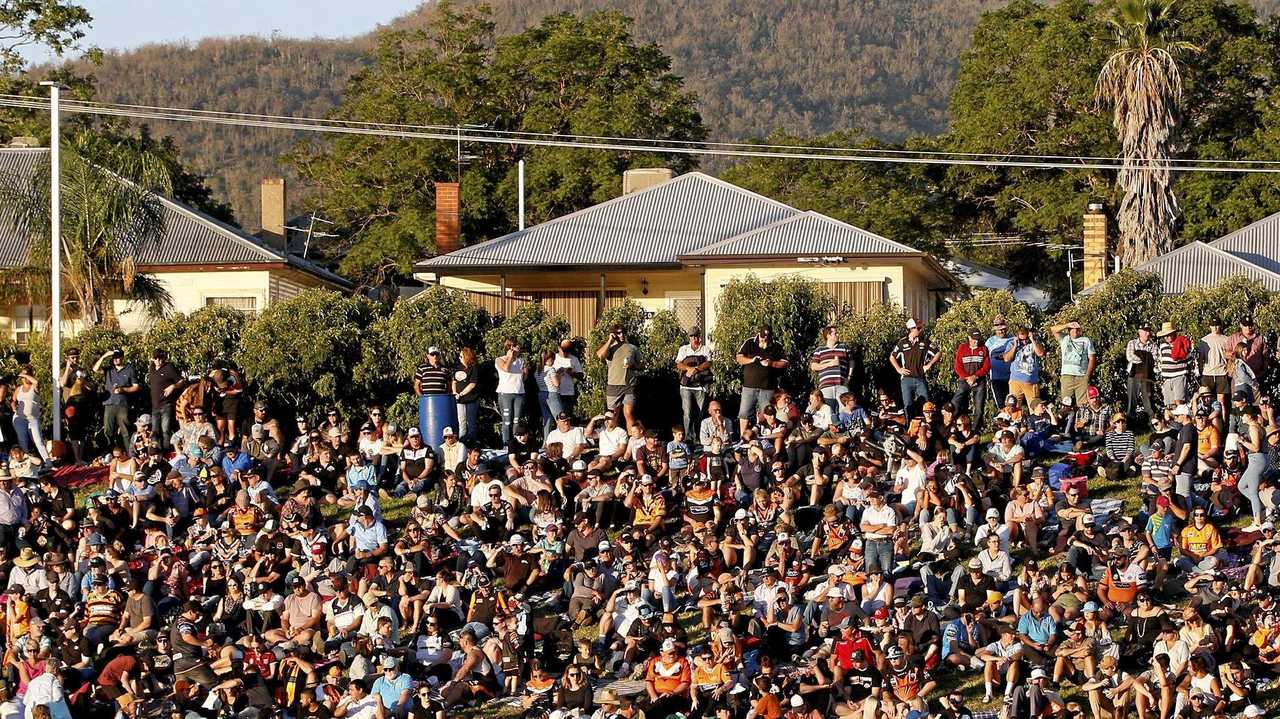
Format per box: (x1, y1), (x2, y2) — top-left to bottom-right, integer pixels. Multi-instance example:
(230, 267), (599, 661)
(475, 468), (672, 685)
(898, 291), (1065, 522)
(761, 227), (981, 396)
(113, 269), (273, 334)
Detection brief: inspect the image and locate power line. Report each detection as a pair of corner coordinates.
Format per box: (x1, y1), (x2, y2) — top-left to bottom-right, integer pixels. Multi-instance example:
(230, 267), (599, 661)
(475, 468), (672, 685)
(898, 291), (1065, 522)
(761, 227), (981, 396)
(3, 94), (1280, 173)
(8, 94), (1280, 168)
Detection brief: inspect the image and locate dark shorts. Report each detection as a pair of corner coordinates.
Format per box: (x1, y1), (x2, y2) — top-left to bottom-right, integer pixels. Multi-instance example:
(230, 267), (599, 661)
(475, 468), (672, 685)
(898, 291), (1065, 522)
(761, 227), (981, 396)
(1201, 375), (1230, 394)
(606, 384), (636, 408)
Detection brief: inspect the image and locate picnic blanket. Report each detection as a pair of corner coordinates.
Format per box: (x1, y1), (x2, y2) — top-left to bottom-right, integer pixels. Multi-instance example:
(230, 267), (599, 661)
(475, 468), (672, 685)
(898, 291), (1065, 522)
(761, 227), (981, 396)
(53, 463), (107, 489)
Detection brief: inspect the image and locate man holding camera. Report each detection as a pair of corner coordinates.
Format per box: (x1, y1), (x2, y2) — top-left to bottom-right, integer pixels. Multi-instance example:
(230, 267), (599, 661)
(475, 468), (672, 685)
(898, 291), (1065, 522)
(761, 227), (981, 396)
(596, 324), (641, 429)
(735, 324), (789, 437)
(95, 348), (139, 450)
(675, 326), (714, 445)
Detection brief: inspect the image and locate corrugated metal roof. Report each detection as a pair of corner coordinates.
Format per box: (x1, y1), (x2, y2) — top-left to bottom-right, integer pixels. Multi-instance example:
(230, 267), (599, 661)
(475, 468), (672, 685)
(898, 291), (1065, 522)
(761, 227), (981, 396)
(1083, 241), (1280, 295)
(0, 148), (348, 287)
(1210, 210), (1280, 275)
(418, 172), (801, 269)
(680, 210), (919, 258)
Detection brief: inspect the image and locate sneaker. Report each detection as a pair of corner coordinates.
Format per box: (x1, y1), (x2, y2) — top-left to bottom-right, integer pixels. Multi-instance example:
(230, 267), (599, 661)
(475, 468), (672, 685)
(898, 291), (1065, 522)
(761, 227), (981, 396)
(403, 492), (418, 503)
(983, 694), (993, 704)
(1244, 522), (1262, 533)
(378, 488), (392, 501)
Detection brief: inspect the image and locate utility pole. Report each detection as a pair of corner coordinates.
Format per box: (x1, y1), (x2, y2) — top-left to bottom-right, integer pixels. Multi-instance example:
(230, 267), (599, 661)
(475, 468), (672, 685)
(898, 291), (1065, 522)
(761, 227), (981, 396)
(283, 212), (337, 259)
(40, 81), (64, 441)
(518, 159), (525, 230)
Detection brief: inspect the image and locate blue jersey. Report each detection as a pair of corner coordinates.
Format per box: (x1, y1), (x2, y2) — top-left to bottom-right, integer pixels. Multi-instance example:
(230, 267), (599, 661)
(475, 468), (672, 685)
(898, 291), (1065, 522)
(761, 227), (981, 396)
(986, 335), (1015, 380)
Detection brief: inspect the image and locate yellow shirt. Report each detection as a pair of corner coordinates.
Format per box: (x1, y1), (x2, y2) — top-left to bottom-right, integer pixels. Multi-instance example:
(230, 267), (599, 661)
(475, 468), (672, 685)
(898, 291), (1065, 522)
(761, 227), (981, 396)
(1179, 524), (1221, 556)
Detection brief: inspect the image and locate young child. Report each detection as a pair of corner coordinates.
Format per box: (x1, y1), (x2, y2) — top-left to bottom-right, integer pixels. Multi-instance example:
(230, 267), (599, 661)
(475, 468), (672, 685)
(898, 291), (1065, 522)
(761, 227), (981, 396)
(667, 426), (691, 484)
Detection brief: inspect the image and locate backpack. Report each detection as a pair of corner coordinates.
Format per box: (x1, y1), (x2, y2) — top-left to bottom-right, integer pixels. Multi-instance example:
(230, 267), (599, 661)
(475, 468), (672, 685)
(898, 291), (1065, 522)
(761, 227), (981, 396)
(1170, 334), (1191, 361)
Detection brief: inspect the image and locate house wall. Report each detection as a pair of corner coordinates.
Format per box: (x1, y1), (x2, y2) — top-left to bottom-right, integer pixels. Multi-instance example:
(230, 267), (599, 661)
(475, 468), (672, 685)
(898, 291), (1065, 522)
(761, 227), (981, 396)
(113, 269), (273, 333)
(701, 263), (909, 336)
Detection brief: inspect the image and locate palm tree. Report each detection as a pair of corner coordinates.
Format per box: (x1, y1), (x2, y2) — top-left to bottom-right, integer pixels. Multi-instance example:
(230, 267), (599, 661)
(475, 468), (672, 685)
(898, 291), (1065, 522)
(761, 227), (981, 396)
(1095, 0), (1198, 267)
(0, 130), (174, 327)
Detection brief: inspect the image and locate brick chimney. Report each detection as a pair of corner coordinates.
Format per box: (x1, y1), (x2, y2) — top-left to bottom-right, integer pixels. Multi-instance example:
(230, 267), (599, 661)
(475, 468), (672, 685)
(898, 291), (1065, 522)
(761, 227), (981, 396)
(623, 168), (674, 195)
(1083, 202), (1108, 289)
(259, 178), (287, 254)
(434, 181), (460, 255)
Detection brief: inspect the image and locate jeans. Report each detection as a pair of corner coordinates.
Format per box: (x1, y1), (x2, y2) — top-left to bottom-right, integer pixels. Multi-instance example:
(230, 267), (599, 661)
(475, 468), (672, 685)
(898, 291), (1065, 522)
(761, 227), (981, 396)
(1126, 378), (1155, 426)
(1241, 452), (1269, 523)
(864, 538), (894, 574)
(900, 377), (929, 415)
(152, 403), (176, 451)
(103, 403), (131, 449)
(498, 393), (524, 443)
(13, 414), (50, 461)
(951, 378), (988, 430)
(679, 386), (709, 442)
(537, 390), (564, 438)
(456, 401), (478, 444)
(738, 387), (773, 419)
(820, 385), (848, 414)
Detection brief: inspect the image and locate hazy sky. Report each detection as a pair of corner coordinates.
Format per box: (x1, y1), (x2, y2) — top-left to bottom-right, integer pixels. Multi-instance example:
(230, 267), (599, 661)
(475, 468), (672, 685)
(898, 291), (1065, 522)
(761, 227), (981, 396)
(24, 0), (423, 63)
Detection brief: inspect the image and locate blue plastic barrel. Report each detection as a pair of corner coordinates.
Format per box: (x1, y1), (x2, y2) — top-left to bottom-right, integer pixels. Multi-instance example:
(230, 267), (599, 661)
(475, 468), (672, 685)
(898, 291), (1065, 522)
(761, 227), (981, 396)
(419, 393), (458, 452)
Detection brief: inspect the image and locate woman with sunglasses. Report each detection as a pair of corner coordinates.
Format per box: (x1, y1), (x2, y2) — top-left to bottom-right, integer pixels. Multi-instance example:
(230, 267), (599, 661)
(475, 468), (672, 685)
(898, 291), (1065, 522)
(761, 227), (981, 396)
(554, 663), (594, 714)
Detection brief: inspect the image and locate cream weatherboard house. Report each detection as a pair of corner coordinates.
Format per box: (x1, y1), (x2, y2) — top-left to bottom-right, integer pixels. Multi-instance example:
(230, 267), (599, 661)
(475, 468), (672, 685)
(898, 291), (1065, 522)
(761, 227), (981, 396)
(0, 148), (348, 343)
(415, 171), (957, 336)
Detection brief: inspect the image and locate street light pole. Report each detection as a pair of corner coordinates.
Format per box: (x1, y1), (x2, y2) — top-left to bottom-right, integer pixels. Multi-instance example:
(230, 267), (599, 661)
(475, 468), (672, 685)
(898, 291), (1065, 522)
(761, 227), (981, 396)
(40, 81), (64, 441)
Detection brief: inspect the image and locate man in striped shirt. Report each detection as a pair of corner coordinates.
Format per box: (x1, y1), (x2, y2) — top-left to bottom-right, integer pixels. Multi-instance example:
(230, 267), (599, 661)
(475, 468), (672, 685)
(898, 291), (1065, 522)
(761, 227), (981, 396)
(1101, 415), (1137, 480)
(953, 329), (992, 430)
(1156, 322), (1195, 408)
(810, 325), (851, 413)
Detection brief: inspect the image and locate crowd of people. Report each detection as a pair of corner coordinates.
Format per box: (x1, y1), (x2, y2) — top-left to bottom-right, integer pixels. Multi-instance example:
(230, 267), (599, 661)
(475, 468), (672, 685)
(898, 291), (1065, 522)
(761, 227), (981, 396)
(0, 312), (1278, 719)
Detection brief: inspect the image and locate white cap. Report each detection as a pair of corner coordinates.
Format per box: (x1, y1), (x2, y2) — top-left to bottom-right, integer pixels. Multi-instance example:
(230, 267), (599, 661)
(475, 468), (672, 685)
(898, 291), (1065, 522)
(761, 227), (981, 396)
(789, 695), (805, 708)
(1172, 404), (1191, 416)
(442, 426), (455, 436)
(905, 318), (919, 329)
(826, 586), (843, 599)
(985, 507), (1000, 519)
(509, 534), (525, 545)
(598, 540), (612, 551)
(827, 564), (845, 576)
(1030, 668), (1048, 680)
(734, 508), (748, 520)
(661, 638), (677, 653)
(406, 427), (421, 437)
(1243, 705), (1264, 717)
(572, 460), (587, 471)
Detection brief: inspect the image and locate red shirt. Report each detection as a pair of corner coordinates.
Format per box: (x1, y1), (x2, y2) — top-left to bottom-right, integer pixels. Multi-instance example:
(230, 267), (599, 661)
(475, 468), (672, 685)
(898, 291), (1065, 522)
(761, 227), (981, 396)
(954, 343), (991, 379)
(98, 654), (139, 687)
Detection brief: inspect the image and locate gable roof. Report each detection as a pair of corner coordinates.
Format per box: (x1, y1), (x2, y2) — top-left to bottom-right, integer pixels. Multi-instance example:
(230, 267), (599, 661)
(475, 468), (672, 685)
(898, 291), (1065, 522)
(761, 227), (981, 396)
(418, 172), (953, 288)
(0, 148), (349, 287)
(1210, 209), (1280, 275)
(1084, 240), (1280, 295)
(679, 210), (919, 258)
(420, 172), (800, 270)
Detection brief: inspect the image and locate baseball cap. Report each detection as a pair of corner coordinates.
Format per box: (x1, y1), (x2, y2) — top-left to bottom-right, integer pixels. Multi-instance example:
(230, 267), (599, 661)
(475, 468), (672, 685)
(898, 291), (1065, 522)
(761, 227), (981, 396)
(556, 411), (571, 421)
(572, 460), (587, 471)
(1031, 668), (1048, 680)
(441, 426), (455, 436)
(427, 346), (441, 355)
(406, 427), (421, 437)
(509, 534), (526, 546)
(1083, 601), (1100, 613)
(661, 638), (677, 653)
(922, 401), (936, 412)
(985, 507), (1000, 519)
(381, 655), (398, 669)
(639, 474), (655, 485)
(1087, 386), (1100, 399)
(910, 595), (925, 608)
(1234, 390), (1251, 402)
(968, 328), (982, 339)
(354, 505), (373, 517)
(1137, 322), (1152, 331)
(1065, 321), (1082, 329)
(968, 557), (982, 570)
(416, 495), (432, 508)
(1242, 315), (1256, 326)
(1244, 705), (1264, 717)
(734, 508), (748, 520)
(1082, 514), (1095, 525)
(289, 576), (306, 588)
(598, 540), (613, 551)
(789, 695), (805, 708)
(1156, 495), (1171, 508)
(1172, 404), (1190, 416)
(885, 646), (904, 659)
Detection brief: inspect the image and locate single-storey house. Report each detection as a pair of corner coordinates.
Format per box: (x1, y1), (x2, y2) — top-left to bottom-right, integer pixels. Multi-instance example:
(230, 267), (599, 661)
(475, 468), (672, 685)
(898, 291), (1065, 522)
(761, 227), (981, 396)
(0, 148), (350, 343)
(1082, 208), (1280, 295)
(414, 171), (957, 337)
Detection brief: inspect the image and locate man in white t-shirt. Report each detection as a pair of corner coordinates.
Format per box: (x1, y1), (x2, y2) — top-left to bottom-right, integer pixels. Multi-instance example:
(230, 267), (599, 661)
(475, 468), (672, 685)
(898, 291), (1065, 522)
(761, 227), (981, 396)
(675, 327), (714, 444)
(893, 455), (927, 515)
(587, 410), (629, 472)
(553, 341), (584, 414)
(859, 492), (898, 574)
(545, 412), (588, 459)
(335, 678), (382, 719)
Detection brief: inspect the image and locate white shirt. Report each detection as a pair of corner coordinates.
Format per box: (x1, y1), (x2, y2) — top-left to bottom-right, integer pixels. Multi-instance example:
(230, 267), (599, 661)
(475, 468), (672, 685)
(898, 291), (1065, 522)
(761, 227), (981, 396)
(553, 354), (582, 396)
(546, 426), (588, 458)
(24, 673), (70, 719)
(470, 480), (504, 509)
(496, 358), (525, 394)
(895, 464), (926, 503)
(860, 504), (897, 538)
(340, 694), (381, 719)
(597, 425), (629, 457)
(973, 523), (1011, 553)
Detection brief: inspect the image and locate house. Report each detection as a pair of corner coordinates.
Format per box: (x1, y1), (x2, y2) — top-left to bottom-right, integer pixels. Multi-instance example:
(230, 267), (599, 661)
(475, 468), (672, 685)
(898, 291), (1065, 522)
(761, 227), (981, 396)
(414, 170), (957, 337)
(946, 259), (1052, 309)
(1081, 206), (1280, 294)
(0, 148), (350, 343)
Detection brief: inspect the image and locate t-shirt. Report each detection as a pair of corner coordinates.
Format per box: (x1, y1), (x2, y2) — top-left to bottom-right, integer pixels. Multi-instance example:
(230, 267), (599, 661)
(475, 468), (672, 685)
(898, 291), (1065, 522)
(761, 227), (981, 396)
(1059, 335), (1095, 377)
(1008, 340), (1042, 383)
(552, 354), (582, 396)
(496, 358), (524, 394)
(811, 344), (851, 388)
(1174, 421), (1198, 474)
(546, 426), (588, 456)
(123, 591), (155, 630)
(103, 364), (137, 407)
(892, 334), (939, 378)
(676, 343), (714, 388)
(147, 362), (181, 409)
(414, 363), (451, 395)
(371, 672), (413, 712)
(453, 365), (479, 404)
(738, 338), (785, 390)
(986, 335), (1016, 380)
(1198, 333), (1230, 376)
(605, 343), (640, 387)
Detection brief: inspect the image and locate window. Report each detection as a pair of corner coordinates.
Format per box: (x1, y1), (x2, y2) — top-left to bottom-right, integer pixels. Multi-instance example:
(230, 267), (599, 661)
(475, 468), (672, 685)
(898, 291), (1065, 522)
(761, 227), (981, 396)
(205, 296), (258, 315)
(13, 305), (45, 347)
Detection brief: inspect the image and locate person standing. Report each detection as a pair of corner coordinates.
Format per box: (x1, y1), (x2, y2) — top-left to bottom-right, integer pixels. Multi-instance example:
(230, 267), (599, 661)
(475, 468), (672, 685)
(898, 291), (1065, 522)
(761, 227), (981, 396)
(1228, 315), (1269, 392)
(146, 349), (183, 452)
(12, 367), (50, 462)
(413, 347), (453, 442)
(553, 340), (584, 417)
(1124, 323), (1158, 427)
(986, 316), (1016, 407)
(889, 318), (940, 416)
(675, 327), (713, 444)
(1198, 318), (1231, 411)
(735, 325), (788, 436)
(452, 346), (480, 444)
(495, 339), (527, 444)
(94, 348), (139, 451)
(1156, 322), (1194, 409)
(1052, 321), (1096, 407)
(596, 324), (641, 430)
(953, 329), (991, 430)
(809, 325), (851, 414)
(1004, 325), (1046, 408)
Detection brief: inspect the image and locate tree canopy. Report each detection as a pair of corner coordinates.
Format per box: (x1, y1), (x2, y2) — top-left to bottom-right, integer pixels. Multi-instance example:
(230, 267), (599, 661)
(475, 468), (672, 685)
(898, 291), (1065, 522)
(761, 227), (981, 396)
(290, 2), (707, 289)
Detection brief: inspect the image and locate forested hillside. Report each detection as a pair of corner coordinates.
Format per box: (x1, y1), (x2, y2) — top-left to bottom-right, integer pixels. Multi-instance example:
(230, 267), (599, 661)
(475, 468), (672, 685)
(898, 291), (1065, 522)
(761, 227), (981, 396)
(72, 0), (1280, 230)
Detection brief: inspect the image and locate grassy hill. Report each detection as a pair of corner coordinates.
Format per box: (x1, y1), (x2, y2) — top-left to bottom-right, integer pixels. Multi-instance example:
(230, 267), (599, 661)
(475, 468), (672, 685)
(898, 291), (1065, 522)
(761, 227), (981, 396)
(70, 0), (1280, 230)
